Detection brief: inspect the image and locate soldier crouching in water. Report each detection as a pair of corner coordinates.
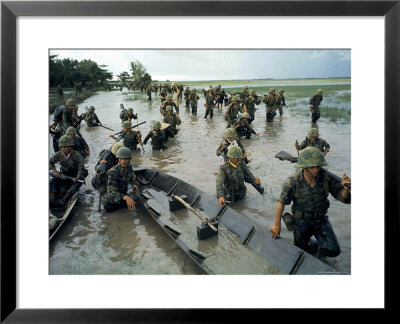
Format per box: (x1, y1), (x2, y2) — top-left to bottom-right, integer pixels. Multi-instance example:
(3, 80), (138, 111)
(162, 106), (181, 141)
(295, 128), (330, 156)
(109, 121), (143, 152)
(234, 112), (259, 139)
(102, 147), (140, 213)
(309, 89), (323, 123)
(216, 146), (261, 206)
(270, 147), (351, 258)
(143, 121), (167, 150)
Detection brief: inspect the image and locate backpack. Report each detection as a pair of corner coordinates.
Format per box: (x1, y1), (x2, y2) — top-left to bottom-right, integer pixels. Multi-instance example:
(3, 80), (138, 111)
(53, 106), (66, 123)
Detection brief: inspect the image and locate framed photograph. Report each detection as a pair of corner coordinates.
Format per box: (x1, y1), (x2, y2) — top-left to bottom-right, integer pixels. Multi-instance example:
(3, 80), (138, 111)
(1, 0), (397, 321)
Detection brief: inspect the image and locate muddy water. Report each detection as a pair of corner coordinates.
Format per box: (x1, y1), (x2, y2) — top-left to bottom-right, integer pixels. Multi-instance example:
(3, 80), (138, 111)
(49, 84), (351, 274)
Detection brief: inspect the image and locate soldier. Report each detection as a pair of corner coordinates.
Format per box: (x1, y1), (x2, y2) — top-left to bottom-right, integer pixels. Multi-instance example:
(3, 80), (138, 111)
(235, 112), (259, 139)
(66, 127), (90, 157)
(85, 106), (101, 127)
(214, 86), (224, 110)
(243, 89), (261, 124)
(62, 99), (81, 129)
(109, 121), (143, 152)
(74, 82), (79, 95)
(216, 146), (261, 206)
(270, 147), (351, 258)
(263, 88), (278, 122)
(49, 135), (87, 207)
(204, 89), (215, 119)
(189, 89), (200, 115)
(295, 128), (330, 156)
(127, 108), (138, 122)
(227, 91), (238, 105)
(239, 86), (250, 106)
(225, 96), (241, 128)
(163, 106), (181, 140)
(276, 89), (287, 117)
(184, 87), (191, 108)
(56, 84), (64, 101)
(119, 103), (128, 121)
(159, 88), (167, 103)
(309, 89), (324, 123)
(160, 95), (179, 116)
(143, 121), (167, 150)
(146, 84), (152, 101)
(102, 147), (140, 213)
(216, 127), (248, 163)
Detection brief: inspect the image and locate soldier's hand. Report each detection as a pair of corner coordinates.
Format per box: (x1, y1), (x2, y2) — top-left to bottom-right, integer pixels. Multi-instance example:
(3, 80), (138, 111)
(270, 223), (281, 239)
(217, 197), (226, 207)
(140, 142), (144, 146)
(323, 151), (328, 156)
(255, 177), (261, 185)
(109, 134), (114, 138)
(132, 184), (139, 193)
(255, 133), (260, 137)
(53, 170), (60, 178)
(341, 173), (351, 189)
(235, 124), (240, 129)
(72, 178), (78, 183)
(123, 196), (136, 211)
(242, 152), (247, 158)
(295, 140), (299, 148)
(222, 141), (227, 149)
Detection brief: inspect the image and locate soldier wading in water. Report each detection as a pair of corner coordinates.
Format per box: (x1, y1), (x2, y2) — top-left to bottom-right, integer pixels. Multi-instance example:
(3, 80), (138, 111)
(295, 128), (330, 156)
(270, 147), (351, 258)
(309, 89), (323, 123)
(216, 146), (261, 206)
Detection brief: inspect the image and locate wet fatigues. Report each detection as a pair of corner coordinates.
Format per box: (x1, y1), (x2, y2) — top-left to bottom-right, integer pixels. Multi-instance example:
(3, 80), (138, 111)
(146, 86), (152, 101)
(85, 112), (101, 127)
(159, 90), (167, 103)
(278, 169), (350, 257)
(62, 107), (75, 128)
(184, 89), (191, 107)
(160, 100), (178, 116)
(204, 92), (215, 118)
(73, 135), (89, 157)
(120, 109), (129, 121)
(163, 114), (181, 140)
(276, 94), (286, 117)
(244, 95), (261, 124)
(239, 91), (249, 106)
(49, 150), (87, 196)
(225, 102), (241, 128)
(119, 130), (141, 151)
(216, 160), (256, 202)
(298, 137), (330, 153)
(235, 118), (257, 139)
(92, 148), (119, 194)
(189, 92), (200, 115)
(264, 94), (278, 122)
(309, 94), (323, 123)
(103, 164), (138, 212)
(143, 129), (166, 150)
(216, 138), (246, 162)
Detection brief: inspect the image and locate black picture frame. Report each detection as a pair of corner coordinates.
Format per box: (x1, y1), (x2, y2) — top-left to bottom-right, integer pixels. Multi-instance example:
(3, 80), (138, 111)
(1, 0), (398, 322)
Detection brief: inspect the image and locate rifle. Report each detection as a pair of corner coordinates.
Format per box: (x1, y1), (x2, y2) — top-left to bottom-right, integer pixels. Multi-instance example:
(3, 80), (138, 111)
(244, 174), (264, 195)
(96, 124), (114, 132)
(112, 121), (146, 136)
(49, 170), (86, 184)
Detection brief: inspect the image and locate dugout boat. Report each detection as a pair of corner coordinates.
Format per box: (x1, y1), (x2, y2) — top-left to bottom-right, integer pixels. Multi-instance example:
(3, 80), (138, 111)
(132, 166), (338, 275)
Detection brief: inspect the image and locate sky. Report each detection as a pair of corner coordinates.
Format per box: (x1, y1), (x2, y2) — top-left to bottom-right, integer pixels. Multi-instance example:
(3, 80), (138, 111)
(50, 49), (351, 81)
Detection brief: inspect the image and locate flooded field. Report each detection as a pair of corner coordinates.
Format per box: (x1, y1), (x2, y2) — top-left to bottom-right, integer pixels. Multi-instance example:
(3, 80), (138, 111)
(49, 80), (351, 275)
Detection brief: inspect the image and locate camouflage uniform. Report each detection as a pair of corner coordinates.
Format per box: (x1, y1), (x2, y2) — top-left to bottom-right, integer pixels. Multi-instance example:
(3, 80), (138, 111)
(85, 112), (101, 127)
(120, 108), (129, 121)
(159, 89), (167, 103)
(160, 100), (178, 116)
(184, 88), (191, 107)
(235, 117), (257, 139)
(146, 86), (152, 101)
(278, 169), (350, 257)
(103, 163), (138, 212)
(264, 93), (278, 122)
(216, 138), (246, 162)
(49, 150), (86, 195)
(143, 129), (166, 150)
(204, 92), (215, 119)
(62, 107), (75, 128)
(119, 130), (141, 151)
(225, 102), (241, 128)
(276, 93), (286, 117)
(189, 92), (200, 115)
(298, 137), (330, 153)
(163, 114), (181, 139)
(239, 90), (249, 106)
(216, 160), (256, 202)
(309, 94), (323, 123)
(56, 85), (64, 100)
(244, 95), (261, 123)
(73, 135), (89, 157)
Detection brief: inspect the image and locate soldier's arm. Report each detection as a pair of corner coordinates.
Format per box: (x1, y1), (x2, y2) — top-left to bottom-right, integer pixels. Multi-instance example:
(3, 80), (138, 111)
(327, 173), (351, 204)
(237, 139), (246, 153)
(242, 162), (256, 183)
(143, 131), (151, 145)
(74, 152), (85, 179)
(216, 144), (224, 156)
(323, 139), (330, 152)
(106, 170), (125, 203)
(298, 138), (308, 150)
(176, 116), (181, 125)
(49, 153), (59, 171)
(216, 167), (226, 198)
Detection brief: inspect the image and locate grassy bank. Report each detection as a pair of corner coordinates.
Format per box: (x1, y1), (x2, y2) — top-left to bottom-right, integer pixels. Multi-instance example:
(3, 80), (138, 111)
(177, 78), (351, 86)
(49, 87), (103, 114)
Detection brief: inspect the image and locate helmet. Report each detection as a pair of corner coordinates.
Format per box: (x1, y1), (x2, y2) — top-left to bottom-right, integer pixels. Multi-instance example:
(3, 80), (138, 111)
(152, 121), (161, 128)
(269, 88), (276, 92)
(224, 127), (237, 138)
(89, 106), (95, 111)
(279, 89), (284, 93)
(58, 135), (74, 147)
(111, 142), (124, 155)
(66, 127), (77, 135)
(227, 145), (243, 159)
(316, 89), (323, 94)
(308, 128), (319, 137)
(242, 112), (250, 118)
(297, 147), (327, 168)
(166, 105), (173, 111)
(244, 86), (248, 89)
(166, 95), (172, 100)
(66, 99), (75, 106)
(128, 108), (133, 113)
(250, 89), (255, 95)
(116, 147), (132, 159)
(122, 121), (132, 128)
(232, 96), (238, 102)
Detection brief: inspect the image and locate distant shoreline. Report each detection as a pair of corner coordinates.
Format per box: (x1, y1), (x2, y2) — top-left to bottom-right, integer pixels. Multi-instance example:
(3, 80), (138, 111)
(168, 78), (351, 85)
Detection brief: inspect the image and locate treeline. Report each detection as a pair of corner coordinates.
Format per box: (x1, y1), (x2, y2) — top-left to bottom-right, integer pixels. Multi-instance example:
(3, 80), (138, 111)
(49, 55), (113, 88)
(115, 60), (153, 91)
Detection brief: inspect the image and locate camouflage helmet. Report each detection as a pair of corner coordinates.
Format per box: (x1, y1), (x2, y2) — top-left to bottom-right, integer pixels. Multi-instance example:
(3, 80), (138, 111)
(58, 135), (74, 147)
(297, 147), (327, 168)
(308, 128), (320, 137)
(224, 127), (237, 138)
(152, 121), (161, 128)
(242, 112), (250, 118)
(111, 142), (124, 156)
(279, 89), (284, 93)
(244, 86), (248, 89)
(66, 127), (77, 135)
(227, 145), (243, 159)
(66, 98), (75, 106)
(316, 89), (323, 94)
(269, 88), (276, 92)
(122, 121), (132, 128)
(166, 95), (172, 100)
(166, 105), (173, 111)
(89, 106), (95, 111)
(232, 96), (238, 102)
(127, 108), (134, 113)
(116, 147), (132, 159)
(250, 89), (255, 95)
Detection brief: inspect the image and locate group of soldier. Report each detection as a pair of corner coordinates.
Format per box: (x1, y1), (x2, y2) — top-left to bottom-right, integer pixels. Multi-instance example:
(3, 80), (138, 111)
(49, 82), (350, 262)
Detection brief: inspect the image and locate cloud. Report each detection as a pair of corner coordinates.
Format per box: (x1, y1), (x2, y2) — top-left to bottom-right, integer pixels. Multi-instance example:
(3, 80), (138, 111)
(310, 50), (329, 59)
